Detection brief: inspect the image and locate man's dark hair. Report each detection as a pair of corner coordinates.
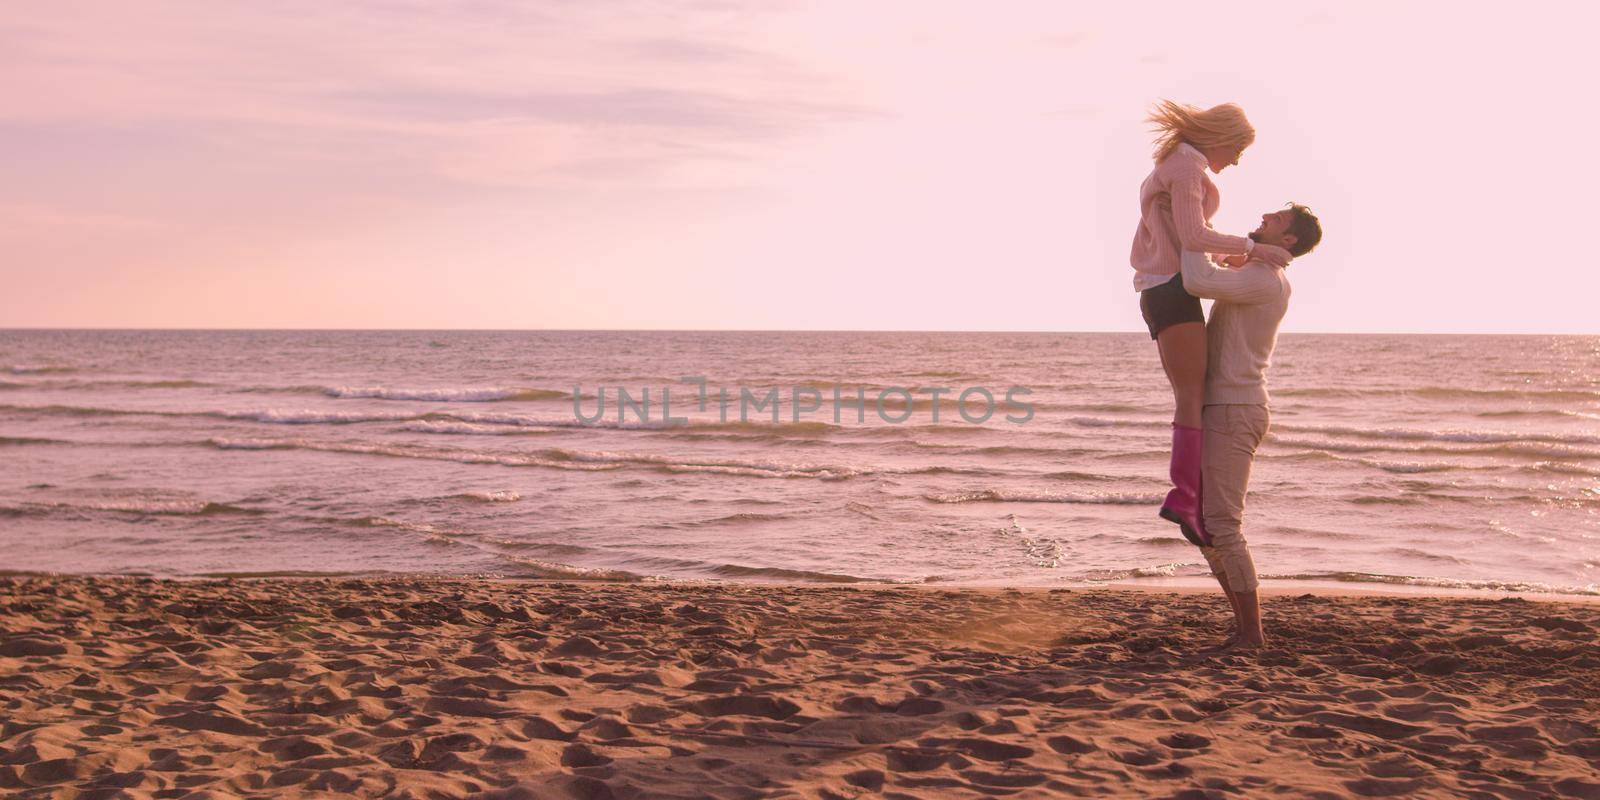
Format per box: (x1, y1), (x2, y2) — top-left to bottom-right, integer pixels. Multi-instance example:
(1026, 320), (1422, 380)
(1285, 203), (1322, 257)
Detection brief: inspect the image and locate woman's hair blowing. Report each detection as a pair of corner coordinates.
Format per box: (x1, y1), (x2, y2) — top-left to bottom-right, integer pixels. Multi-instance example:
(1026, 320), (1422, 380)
(1147, 100), (1255, 163)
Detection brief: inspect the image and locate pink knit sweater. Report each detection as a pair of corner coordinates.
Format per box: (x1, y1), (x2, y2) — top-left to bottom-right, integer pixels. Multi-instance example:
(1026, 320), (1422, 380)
(1129, 142), (1254, 291)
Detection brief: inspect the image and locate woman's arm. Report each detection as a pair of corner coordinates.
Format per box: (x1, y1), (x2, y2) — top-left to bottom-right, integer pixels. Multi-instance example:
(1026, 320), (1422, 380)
(1157, 174), (1292, 268)
(1168, 172), (1252, 255)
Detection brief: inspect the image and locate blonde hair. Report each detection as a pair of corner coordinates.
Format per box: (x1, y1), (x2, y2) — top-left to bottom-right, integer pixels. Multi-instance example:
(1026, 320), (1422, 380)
(1147, 100), (1255, 163)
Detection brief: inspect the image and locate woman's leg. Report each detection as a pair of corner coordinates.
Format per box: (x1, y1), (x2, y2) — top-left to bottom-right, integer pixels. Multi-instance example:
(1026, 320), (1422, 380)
(1155, 322), (1206, 428)
(1154, 320), (1209, 545)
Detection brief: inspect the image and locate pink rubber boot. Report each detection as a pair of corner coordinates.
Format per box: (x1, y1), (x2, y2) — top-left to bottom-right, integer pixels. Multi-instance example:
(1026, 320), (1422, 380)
(1159, 423), (1211, 547)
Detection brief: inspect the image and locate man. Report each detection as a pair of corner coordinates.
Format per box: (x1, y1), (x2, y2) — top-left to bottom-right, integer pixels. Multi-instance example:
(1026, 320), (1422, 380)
(1179, 203), (1323, 651)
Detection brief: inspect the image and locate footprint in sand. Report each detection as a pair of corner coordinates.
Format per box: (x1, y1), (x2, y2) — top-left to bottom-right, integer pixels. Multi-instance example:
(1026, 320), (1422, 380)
(559, 743), (613, 768)
(1108, 746), (1165, 767)
(917, 737), (1033, 762)
(1159, 732), (1212, 750)
(1342, 776), (1424, 796)
(688, 694), (801, 720)
(1046, 734), (1096, 755)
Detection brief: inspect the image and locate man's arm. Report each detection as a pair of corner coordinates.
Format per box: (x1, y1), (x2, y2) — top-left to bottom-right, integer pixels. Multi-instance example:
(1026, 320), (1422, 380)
(1180, 250), (1285, 304)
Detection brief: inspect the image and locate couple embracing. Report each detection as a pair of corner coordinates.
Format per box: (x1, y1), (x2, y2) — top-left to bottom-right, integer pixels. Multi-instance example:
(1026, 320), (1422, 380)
(1130, 100), (1324, 651)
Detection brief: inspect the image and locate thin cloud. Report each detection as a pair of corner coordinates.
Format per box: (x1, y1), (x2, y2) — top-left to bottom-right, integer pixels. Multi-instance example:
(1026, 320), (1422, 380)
(326, 86), (869, 135)
(618, 37), (772, 64)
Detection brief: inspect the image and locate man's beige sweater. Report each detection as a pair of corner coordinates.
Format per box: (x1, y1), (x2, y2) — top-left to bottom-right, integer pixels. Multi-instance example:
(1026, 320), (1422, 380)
(1179, 250), (1292, 406)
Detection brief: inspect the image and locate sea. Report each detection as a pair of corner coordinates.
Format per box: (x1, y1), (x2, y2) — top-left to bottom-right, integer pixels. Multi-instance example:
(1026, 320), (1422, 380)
(1, 330), (1596, 595)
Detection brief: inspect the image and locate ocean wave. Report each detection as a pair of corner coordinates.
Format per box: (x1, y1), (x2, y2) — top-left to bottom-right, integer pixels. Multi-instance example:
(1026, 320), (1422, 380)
(972, 445), (1077, 458)
(229, 384), (575, 402)
(206, 437), (622, 472)
(1274, 421), (1600, 448)
(497, 556), (644, 582)
(1136, 535), (1191, 547)
(349, 515), (449, 536)
(323, 386), (569, 402)
(0, 403), (420, 425)
(0, 402), (856, 434)
(657, 420), (843, 443)
(452, 490), (522, 503)
(397, 420), (550, 436)
(0, 378), (214, 391)
(478, 537), (594, 556)
(1061, 415), (1155, 429)
(232, 384), (338, 396)
(907, 370), (976, 379)
(668, 511), (799, 528)
(3, 499), (263, 517)
(1276, 385), (1600, 403)
(6, 365), (78, 375)
(196, 569), (369, 578)
(856, 423), (991, 438)
(998, 515), (1064, 567)
(1348, 495), (1423, 506)
(312, 515), (465, 548)
(236, 408), (421, 424)
(1528, 460), (1600, 478)
(1382, 547), (1468, 565)
(1267, 434), (1600, 462)
(595, 551), (897, 584)
(1259, 571), (1598, 596)
(1076, 562), (1210, 581)
(1273, 448), (1600, 478)
(712, 382), (1039, 416)
(541, 447), (865, 480)
(924, 489), (1164, 505)
(0, 436), (68, 446)
(1063, 402), (1155, 414)
(0, 401), (1010, 439)
(1477, 408), (1600, 421)
(1039, 469), (1135, 483)
(205, 437), (867, 480)
(707, 563), (870, 583)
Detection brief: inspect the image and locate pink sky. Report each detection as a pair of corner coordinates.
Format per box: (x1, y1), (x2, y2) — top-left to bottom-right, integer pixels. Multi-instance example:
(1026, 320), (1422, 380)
(2, 1), (1597, 333)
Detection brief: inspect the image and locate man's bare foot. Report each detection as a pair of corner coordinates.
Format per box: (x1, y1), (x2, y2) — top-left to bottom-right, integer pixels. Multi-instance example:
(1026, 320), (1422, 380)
(1203, 633), (1239, 652)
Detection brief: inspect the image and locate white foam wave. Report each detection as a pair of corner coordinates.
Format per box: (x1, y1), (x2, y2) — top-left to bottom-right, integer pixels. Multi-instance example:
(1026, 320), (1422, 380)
(1275, 421), (1600, 447)
(924, 489), (1164, 505)
(398, 420), (536, 436)
(9, 499), (258, 516)
(229, 408), (420, 425)
(1263, 571), (1599, 596)
(544, 447), (863, 480)
(499, 556), (644, 581)
(1076, 562), (1209, 581)
(1267, 434), (1600, 462)
(457, 490), (522, 503)
(325, 386), (565, 402)
(206, 437), (858, 479)
(0, 402), (844, 435)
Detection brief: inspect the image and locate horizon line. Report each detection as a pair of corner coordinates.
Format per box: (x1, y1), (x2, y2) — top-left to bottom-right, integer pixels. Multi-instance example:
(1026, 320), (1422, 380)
(3, 327), (1596, 337)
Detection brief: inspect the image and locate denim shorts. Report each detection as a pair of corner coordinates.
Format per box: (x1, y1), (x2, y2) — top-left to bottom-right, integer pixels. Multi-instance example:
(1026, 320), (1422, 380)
(1139, 273), (1204, 339)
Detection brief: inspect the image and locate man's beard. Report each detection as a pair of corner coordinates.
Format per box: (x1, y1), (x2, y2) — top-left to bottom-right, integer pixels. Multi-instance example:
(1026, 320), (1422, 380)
(1248, 231), (1263, 243)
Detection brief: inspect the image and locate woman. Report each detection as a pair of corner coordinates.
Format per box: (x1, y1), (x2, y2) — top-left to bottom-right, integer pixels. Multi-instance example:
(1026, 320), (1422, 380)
(1130, 101), (1287, 547)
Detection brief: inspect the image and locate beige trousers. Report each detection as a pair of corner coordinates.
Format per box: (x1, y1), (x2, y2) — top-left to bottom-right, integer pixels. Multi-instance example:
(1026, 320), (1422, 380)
(1199, 403), (1270, 593)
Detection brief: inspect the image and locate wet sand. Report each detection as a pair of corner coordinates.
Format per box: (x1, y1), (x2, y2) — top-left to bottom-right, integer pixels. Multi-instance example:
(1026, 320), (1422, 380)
(2, 577), (1598, 799)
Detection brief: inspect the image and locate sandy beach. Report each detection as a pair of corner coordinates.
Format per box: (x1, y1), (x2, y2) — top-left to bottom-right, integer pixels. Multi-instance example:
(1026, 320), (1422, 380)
(1, 578), (1596, 798)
